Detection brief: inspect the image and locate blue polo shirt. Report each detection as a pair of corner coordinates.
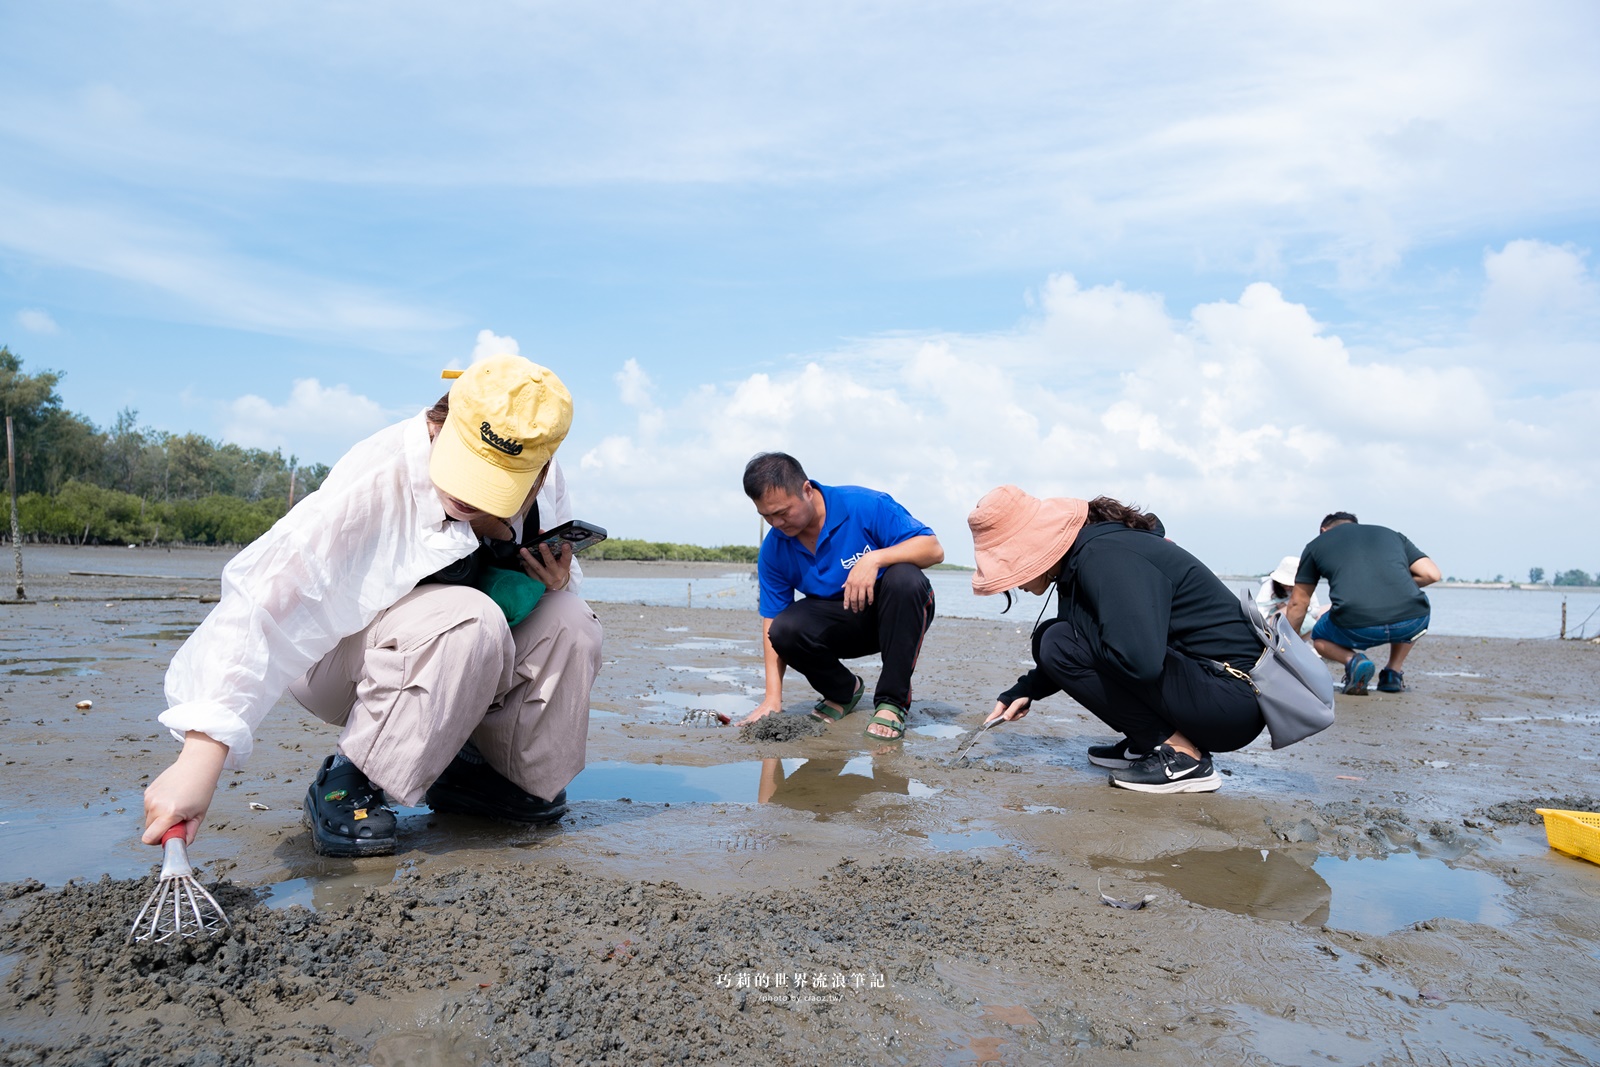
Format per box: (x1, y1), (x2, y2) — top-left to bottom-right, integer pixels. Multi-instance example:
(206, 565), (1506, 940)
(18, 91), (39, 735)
(757, 482), (934, 618)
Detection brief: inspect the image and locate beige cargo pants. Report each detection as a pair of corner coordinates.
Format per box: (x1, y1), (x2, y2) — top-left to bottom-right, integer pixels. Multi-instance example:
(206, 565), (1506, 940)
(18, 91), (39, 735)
(289, 583), (602, 806)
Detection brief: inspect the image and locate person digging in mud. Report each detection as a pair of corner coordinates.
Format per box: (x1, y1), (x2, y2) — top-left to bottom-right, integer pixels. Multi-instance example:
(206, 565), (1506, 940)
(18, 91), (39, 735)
(741, 452), (943, 741)
(142, 355), (602, 857)
(967, 486), (1265, 793)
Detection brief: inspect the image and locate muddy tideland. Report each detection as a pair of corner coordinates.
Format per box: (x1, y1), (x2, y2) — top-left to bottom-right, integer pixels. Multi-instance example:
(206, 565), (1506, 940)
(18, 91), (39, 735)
(3, 547), (1599, 1065)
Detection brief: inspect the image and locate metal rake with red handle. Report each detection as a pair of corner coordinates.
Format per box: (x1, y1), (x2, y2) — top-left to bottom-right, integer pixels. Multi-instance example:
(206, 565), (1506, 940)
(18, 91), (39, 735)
(127, 826), (231, 944)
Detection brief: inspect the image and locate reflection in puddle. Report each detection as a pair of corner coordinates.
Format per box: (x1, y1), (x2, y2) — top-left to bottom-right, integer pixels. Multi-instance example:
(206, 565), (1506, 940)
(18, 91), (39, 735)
(566, 757), (938, 815)
(569, 760), (764, 804)
(260, 865), (400, 911)
(643, 688), (753, 719)
(0, 806), (151, 885)
(261, 822), (432, 912)
(760, 756), (936, 818)
(927, 830), (1009, 852)
(1100, 848), (1512, 933)
(909, 723), (966, 740)
(1313, 853), (1511, 932)
(1103, 848), (1332, 925)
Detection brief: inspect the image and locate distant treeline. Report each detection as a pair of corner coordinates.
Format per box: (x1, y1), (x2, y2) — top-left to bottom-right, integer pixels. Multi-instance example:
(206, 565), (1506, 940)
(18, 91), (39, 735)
(587, 539), (758, 563)
(1527, 567), (1598, 587)
(3, 346), (325, 545)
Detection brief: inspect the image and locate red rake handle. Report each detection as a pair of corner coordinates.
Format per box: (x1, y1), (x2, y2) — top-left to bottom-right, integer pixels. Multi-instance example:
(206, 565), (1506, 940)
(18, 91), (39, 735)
(161, 825), (186, 846)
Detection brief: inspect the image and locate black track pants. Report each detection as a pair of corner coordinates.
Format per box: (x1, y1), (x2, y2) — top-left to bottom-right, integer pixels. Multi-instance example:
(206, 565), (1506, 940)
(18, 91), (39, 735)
(1035, 622), (1264, 754)
(767, 563), (935, 710)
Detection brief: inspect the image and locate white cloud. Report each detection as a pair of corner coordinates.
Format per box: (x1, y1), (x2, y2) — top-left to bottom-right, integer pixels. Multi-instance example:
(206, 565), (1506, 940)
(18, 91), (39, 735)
(1476, 239), (1599, 337)
(0, 188), (456, 346)
(5, 5), (1597, 284)
(614, 358), (654, 409)
(222, 378), (396, 458)
(578, 260), (1599, 577)
(470, 328), (520, 363)
(16, 308), (58, 334)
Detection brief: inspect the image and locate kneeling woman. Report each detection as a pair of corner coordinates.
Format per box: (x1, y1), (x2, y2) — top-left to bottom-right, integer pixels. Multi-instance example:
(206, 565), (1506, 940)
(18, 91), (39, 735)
(968, 486), (1264, 793)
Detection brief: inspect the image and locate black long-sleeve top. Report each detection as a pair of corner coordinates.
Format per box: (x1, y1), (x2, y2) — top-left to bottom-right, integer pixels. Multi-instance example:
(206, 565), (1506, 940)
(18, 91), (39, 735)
(999, 522), (1262, 705)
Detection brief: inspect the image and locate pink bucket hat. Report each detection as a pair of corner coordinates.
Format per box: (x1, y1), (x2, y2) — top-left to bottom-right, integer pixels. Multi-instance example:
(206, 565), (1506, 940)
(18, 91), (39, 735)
(968, 486), (1089, 595)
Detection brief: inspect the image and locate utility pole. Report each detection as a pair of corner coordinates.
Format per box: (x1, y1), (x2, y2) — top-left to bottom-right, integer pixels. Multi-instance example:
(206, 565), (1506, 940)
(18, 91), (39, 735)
(6, 416), (24, 599)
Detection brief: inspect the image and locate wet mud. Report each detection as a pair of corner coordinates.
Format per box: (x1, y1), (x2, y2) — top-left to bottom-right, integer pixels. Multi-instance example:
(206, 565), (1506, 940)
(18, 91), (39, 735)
(3, 549), (1600, 1065)
(738, 713), (827, 744)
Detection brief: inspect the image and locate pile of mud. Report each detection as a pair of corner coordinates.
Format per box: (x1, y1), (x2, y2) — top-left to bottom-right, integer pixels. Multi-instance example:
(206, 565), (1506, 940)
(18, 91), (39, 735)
(1480, 795), (1600, 825)
(737, 713), (827, 744)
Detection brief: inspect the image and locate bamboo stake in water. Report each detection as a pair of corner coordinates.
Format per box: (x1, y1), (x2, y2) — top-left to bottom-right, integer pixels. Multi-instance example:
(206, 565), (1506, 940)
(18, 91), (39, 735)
(6, 416), (23, 600)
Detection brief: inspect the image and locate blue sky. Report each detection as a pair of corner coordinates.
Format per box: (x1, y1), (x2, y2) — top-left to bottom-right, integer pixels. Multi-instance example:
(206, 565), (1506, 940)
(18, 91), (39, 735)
(3, 1), (1598, 578)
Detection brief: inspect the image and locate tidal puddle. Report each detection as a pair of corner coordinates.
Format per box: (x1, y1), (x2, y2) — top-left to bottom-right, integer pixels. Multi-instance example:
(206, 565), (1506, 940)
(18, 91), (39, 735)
(569, 760), (764, 803)
(909, 723), (967, 740)
(0, 807), (150, 885)
(1098, 848), (1511, 933)
(642, 688), (753, 719)
(260, 862), (401, 911)
(2, 654), (103, 677)
(926, 830), (1009, 852)
(123, 628), (198, 642)
(1312, 852), (1511, 932)
(660, 637), (754, 652)
(1480, 712), (1600, 724)
(567, 757), (938, 815)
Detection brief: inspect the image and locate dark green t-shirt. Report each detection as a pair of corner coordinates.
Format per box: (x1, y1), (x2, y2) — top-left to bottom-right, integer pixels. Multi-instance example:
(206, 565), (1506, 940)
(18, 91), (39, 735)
(1295, 523), (1430, 629)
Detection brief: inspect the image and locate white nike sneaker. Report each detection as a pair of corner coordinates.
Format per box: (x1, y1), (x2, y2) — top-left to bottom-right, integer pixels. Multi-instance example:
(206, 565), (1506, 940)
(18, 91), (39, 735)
(1108, 744), (1221, 794)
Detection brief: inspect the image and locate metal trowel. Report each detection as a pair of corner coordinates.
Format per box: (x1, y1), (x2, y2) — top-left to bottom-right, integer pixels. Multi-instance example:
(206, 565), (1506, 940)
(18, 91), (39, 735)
(948, 716), (1004, 764)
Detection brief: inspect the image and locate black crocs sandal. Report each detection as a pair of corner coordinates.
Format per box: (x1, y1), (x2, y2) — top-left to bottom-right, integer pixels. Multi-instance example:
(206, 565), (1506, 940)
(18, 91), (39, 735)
(303, 755), (398, 857)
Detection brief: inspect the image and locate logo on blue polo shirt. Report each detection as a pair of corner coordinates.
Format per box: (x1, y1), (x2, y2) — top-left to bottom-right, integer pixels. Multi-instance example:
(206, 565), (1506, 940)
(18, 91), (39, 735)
(840, 548), (871, 570)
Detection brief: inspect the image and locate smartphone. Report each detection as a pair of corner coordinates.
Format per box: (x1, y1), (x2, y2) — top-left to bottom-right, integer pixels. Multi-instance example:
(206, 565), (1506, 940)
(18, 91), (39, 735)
(535, 519), (608, 555)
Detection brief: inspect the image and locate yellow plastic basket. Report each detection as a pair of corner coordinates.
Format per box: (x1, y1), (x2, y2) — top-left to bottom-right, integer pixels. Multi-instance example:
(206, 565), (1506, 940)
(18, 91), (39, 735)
(1535, 808), (1600, 866)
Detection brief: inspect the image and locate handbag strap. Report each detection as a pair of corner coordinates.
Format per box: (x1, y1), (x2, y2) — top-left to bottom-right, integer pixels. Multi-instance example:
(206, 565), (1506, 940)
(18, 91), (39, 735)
(1237, 587), (1272, 644)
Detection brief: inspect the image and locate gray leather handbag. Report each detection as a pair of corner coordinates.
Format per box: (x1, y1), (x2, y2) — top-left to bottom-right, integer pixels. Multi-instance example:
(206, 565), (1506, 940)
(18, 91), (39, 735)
(1234, 589), (1336, 749)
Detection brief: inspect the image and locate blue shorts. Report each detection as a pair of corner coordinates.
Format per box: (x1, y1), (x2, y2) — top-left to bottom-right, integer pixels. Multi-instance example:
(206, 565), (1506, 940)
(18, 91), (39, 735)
(1311, 611), (1430, 651)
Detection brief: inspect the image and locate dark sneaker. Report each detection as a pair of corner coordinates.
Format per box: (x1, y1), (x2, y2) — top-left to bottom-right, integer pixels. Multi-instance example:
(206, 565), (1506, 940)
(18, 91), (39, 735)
(1109, 745), (1221, 794)
(303, 755), (397, 857)
(425, 755), (569, 825)
(1377, 668), (1405, 693)
(1087, 738), (1149, 769)
(1343, 653), (1376, 696)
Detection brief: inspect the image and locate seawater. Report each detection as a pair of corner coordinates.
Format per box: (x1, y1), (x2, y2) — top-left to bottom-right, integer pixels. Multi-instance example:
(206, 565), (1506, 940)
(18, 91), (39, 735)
(580, 570), (1600, 641)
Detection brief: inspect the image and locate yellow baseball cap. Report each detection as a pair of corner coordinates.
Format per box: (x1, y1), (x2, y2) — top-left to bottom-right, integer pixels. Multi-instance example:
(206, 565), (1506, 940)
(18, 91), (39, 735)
(429, 356), (573, 517)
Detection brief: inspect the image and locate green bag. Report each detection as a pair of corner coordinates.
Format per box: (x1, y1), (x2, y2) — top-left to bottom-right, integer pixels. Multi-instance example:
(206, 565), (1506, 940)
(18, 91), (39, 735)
(478, 566), (546, 627)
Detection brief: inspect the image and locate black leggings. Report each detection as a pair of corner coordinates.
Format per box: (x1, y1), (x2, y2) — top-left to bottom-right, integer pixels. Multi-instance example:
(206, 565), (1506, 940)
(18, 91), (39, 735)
(1036, 623), (1263, 754)
(767, 563), (935, 710)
